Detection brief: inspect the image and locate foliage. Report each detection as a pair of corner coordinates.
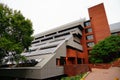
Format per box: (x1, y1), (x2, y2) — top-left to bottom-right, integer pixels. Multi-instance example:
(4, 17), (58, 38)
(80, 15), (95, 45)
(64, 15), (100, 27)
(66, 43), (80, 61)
(0, 3), (33, 64)
(61, 73), (85, 80)
(90, 35), (120, 63)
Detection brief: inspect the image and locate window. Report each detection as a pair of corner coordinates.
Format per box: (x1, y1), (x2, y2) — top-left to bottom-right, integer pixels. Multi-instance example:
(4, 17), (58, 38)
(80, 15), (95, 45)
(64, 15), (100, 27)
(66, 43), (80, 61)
(40, 45), (57, 50)
(31, 41), (40, 44)
(41, 37), (53, 42)
(85, 28), (92, 33)
(86, 35), (94, 40)
(77, 58), (82, 64)
(73, 36), (80, 44)
(50, 38), (65, 43)
(58, 25), (82, 33)
(35, 36), (44, 40)
(112, 32), (118, 35)
(87, 42), (94, 47)
(56, 57), (66, 66)
(45, 32), (57, 37)
(60, 57), (66, 65)
(84, 21), (91, 27)
(54, 32), (70, 38)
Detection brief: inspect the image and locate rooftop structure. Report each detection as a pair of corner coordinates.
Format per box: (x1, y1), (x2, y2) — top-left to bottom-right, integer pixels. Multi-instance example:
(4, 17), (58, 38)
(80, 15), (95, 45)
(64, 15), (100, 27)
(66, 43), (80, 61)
(110, 22), (120, 35)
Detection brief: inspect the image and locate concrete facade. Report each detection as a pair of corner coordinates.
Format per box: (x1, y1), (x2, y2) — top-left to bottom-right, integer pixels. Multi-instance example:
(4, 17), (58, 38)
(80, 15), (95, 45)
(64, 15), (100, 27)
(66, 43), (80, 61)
(110, 22), (120, 35)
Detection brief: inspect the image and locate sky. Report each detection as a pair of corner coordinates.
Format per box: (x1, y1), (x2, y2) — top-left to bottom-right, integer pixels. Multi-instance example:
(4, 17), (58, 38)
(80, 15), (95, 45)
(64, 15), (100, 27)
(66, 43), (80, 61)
(0, 0), (120, 35)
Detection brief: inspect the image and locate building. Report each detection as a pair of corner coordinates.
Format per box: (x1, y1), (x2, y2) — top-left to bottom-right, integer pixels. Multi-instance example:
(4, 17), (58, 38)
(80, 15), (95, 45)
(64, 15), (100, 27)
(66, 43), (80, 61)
(0, 3), (111, 80)
(110, 22), (120, 35)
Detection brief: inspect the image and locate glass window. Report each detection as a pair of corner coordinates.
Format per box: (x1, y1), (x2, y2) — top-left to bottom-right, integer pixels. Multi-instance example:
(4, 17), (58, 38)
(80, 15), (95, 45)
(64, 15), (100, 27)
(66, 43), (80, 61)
(86, 35), (93, 40)
(84, 21), (91, 27)
(56, 57), (66, 66)
(112, 33), (118, 35)
(87, 42), (95, 47)
(85, 28), (92, 33)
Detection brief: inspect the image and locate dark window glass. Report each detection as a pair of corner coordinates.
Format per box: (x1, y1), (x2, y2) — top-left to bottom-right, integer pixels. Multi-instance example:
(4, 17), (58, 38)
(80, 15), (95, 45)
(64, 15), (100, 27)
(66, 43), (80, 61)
(58, 25), (83, 33)
(35, 36), (44, 40)
(45, 32), (57, 37)
(54, 32), (70, 38)
(40, 45), (57, 50)
(86, 35), (93, 40)
(41, 37), (53, 42)
(85, 28), (92, 33)
(111, 33), (118, 35)
(60, 57), (66, 65)
(31, 41), (40, 44)
(77, 58), (82, 64)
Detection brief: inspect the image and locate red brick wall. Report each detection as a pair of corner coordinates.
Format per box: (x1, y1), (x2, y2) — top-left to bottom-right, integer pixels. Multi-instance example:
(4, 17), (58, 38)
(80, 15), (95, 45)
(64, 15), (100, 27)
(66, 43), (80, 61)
(67, 48), (77, 57)
(66, 3), (111, 65)
(66, 48), (85, 64)
(81, 29), (89, 63)
(88, 3), (111, 43)
(80, 3), (111, 64)
(64, 3), (112, 76)
(64, 64), (91, 76)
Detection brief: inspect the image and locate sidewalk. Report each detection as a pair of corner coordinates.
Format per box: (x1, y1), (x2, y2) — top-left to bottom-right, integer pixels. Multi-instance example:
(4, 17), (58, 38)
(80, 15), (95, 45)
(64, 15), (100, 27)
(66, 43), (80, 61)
(85, 67), (120, 80)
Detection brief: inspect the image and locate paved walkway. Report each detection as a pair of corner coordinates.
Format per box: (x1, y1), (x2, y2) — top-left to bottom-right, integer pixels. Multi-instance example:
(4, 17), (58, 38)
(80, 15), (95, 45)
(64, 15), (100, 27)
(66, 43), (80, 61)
(85, 67), (120, 80)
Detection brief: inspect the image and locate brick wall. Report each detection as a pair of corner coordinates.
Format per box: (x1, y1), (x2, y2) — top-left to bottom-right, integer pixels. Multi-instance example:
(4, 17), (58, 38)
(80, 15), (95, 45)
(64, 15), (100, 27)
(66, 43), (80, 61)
(64, 64), (91, 76)
(88, 3), (111, 43)
(89, 59), (120, 69)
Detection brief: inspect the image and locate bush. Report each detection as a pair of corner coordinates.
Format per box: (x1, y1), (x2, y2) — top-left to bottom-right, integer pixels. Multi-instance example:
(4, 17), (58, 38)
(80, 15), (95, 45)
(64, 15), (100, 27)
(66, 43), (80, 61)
(61, 73), (85, 80)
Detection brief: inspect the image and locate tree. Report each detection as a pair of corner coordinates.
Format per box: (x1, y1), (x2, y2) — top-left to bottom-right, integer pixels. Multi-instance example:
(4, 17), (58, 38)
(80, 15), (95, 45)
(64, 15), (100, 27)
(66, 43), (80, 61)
(90, 35), (120, 63)
(0, 4), (33, 65)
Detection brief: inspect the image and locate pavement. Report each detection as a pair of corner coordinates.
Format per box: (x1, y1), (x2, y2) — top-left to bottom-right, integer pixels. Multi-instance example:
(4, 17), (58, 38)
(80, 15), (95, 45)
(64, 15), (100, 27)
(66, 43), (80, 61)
(85, 67), (120, 80)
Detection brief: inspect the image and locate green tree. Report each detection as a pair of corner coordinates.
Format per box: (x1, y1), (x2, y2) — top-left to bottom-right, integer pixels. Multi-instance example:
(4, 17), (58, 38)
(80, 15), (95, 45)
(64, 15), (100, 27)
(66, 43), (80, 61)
(90, 35), (120, 63)
(0, 4), (33, 64)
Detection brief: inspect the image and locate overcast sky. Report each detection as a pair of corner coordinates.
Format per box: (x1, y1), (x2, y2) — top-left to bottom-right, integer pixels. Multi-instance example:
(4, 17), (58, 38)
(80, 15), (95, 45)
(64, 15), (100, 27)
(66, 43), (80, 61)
(0, 0), (120, 35)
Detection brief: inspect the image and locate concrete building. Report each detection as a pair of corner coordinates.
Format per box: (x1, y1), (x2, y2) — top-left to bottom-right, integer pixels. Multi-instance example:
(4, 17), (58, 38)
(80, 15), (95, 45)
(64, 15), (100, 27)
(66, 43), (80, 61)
(110, 22), (120, 35)
(0, 3), (112, 80)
